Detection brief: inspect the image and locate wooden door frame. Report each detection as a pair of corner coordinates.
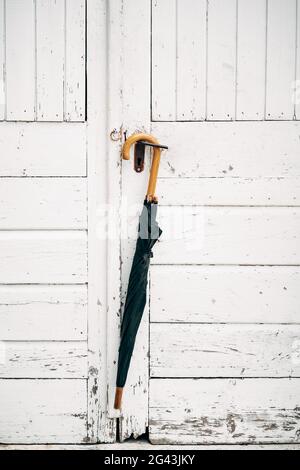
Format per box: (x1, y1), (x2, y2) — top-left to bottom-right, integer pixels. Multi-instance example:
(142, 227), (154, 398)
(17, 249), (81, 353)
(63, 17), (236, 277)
(86, 0), (153, 442)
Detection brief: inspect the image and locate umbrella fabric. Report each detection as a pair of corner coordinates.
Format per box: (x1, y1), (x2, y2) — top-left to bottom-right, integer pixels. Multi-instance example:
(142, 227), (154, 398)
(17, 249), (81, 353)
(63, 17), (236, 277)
(116, 200), (162, 388)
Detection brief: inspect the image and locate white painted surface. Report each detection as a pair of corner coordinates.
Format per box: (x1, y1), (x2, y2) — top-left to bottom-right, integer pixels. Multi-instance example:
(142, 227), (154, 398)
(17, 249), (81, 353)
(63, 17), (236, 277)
(150, 324), (300, 377)
(2, 0), (86, 122)
(36, 0), (65, 121)
(0, 178), (87, 229)
(0, 342), (87, 378)
(5, 0), (35, 120)
(0, 0), (4, 120)
(0, 380), (87, 443)
(156, 207), (300, 265)
(1, 0), (300, 446)
(151, 265), (300, 324)
(0, 285), (87, 341)
(0, 123), (87, 176)
(152, 121), (300, 178)
(65, 0), (86, 121)
(0, 231), (87, 284)
(236, 0), (266, 120)
(265, 0), (296, 120)
(158, 177), (300, 206)
(207, 0), (236, 120)
(149, 379), (300, 444)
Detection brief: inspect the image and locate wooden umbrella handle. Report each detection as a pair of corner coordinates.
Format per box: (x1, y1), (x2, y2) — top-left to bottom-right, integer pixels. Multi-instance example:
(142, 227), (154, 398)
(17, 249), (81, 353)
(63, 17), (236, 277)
(122, 133), (162, 202)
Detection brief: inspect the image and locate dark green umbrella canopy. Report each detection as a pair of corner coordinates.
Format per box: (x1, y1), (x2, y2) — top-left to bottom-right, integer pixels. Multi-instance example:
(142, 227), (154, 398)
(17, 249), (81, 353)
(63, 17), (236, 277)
(114, 200), (162, 408)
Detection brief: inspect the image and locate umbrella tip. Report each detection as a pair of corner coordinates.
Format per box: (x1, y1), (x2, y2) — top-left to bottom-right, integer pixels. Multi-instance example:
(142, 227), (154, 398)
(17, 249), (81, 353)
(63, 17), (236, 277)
(114, 387), (124, 410)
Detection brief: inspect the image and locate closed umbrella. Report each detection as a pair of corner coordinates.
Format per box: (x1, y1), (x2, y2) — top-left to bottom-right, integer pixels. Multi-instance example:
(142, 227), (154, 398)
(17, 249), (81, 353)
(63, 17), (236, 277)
(114, 133), (168, 410)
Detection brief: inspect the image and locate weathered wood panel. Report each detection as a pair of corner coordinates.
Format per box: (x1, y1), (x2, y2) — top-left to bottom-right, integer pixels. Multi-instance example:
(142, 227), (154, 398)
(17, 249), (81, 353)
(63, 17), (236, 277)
(265, 0), (296, 120)
(149, 378), (300, 444)
(0, 0), (4, 120)
(0, 123), (86, 176)
(151, 122), (300, 178)
(156, 206), (300, 265)
(0, 231), (87, 283)
(0, 285), (87, 341)
(0, 342), (87, 378)
(151, 265), (300, 324)
(150, 324), (300, 377)
(152, 0), (176, 120)
(86, 0), (116, 443)
(176, 0), (207, 120)
(158, 177), (300, 206)
(0, 178), (87, 229)
(236, 0), (266, 120)
(0, 379), (87, 443)
(5, 0), (35, 120)
(207, 0), (236, 120)
(36, 0), (65, 121)
(115, 0), (152, 441)
(65, 0), (86, 121)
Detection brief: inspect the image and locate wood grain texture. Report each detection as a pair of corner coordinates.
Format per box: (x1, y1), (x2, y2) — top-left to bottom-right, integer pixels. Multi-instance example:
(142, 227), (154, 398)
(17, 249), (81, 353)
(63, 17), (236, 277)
(65, 0), (86, 121)
(0, 379), (87, 443)
(5, 0), (35, 120)
(36, 0), (65, 121)
(152, 0), (176, 120)
(116, 0), (152, 441)
(158, 177), (300, 206)
(0, 285), (87, 340)
(150, 324), (300, 377)
(0, 178), (87, 229)
(176, 0), (207, 120)
(0, 122), (87, 176)
(150, 265), (300, 324)
(155, 206), (300, 265)
(0, 231), (87, 284)
(151, 121), (300, 178)
(0, 0), (4, 120)
(207, 0), (237, 120)
(236, 0), (266, 120)
(149, 379), (300, 444)
(0, 342), (87, 378)
(265, 0), (297, 120)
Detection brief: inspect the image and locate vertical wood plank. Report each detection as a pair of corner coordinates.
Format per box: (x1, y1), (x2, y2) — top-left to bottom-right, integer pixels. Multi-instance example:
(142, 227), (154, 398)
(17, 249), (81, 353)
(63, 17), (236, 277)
(176, 0), (207, 120)
(266, 0), (296, 120)
(0, 0), (4, 120)
(36, 0), (65, 121)
(5, 0), (35, 120)
(87, 0), (116, 443)
(295, 0), (300, 119)
(118, 0), (152, 441)
(65, 0), (86, 121)
(207, 0), (237, 120)
(152, 0), (176, 120)
(236, 0), (266, 120)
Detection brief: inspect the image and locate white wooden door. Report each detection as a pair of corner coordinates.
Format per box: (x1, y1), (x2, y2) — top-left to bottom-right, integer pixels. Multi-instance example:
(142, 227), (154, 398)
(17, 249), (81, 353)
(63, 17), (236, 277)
(106, 0), (300, 444)
(0, 0), (109, 444)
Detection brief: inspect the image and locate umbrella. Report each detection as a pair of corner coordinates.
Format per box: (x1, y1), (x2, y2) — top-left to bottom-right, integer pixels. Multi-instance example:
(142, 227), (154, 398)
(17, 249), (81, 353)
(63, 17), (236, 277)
(114, 133), (168, 410)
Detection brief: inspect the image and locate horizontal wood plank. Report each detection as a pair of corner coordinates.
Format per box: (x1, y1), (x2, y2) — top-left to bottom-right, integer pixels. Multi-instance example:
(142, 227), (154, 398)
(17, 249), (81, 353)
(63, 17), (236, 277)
(0, 285), (87, 340)
(0, 178), (87, 229)
(0, 342), (87, 378)
(150, 265), (300, 323)
(149, 378), (300, 444)
(150, 324), (300, 377)
(0, 231), (87, 283)
(152, 122), (300, 178)
(158, 177), (300, 206)
(0, 123), (86, 176)
(155, 206), (300, 265)
(0, 379), (87, 443)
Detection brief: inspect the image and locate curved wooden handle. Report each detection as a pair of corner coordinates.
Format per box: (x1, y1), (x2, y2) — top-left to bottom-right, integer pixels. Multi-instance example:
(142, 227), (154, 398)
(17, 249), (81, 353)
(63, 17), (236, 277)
(122, 133), (162, 202)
